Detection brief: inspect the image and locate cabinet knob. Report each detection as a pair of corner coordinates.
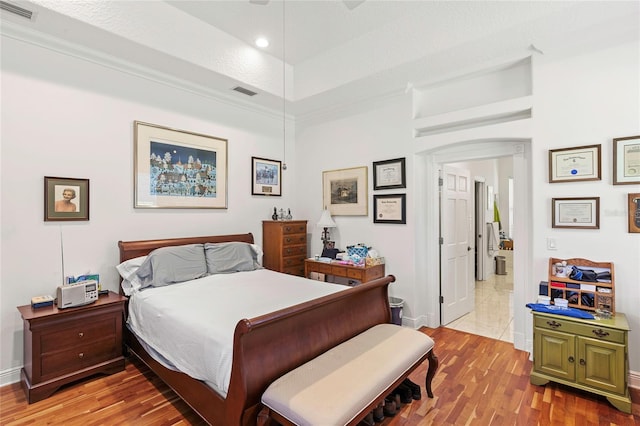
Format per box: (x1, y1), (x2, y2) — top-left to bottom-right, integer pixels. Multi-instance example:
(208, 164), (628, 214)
(568, 356), (575, 363)
(592, 329), (609, 338)
(78, 353), (84, 359)
(546, 320), (561, 329)
(78, 332), (84, 338)
(579, 359), (586, 366)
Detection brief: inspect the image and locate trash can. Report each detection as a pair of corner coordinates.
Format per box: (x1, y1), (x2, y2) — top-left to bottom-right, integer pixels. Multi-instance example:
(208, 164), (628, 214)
(496, 255), (506, 275)
(389, 297), (403, 326)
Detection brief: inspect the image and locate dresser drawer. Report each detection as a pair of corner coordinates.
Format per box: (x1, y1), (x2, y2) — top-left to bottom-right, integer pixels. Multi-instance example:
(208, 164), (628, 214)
(282, 234), (306, 246)
(281, 245), (306, 257)
(283, 265), (305, 276)
(41, 316), (117, 353)
(534, 316), (625, 344)
(40, 337), (118, 378)
(282, 255), (305, 268)
(282, 223), (306, 234)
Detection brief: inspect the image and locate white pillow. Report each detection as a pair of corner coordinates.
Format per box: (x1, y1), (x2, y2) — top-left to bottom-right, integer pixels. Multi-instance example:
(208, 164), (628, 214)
(251, 244), (264, 266)
(116, 255), (147, 282)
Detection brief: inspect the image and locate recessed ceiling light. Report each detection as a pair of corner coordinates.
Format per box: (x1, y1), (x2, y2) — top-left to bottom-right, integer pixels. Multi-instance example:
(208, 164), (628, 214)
(255, 37), (269, 48)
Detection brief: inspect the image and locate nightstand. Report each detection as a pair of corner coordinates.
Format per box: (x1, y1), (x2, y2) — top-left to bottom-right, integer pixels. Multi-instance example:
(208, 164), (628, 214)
(304, 259), (385, 284)
(17, 291), (126, 403)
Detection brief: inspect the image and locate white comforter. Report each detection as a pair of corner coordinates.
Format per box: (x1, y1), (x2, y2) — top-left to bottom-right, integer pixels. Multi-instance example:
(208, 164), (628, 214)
(127, 269), (346, 397)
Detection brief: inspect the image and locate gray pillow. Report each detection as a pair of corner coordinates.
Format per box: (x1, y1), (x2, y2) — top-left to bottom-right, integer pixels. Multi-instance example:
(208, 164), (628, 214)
(205, 242), (261, 274)
(136, 243), (207, 287)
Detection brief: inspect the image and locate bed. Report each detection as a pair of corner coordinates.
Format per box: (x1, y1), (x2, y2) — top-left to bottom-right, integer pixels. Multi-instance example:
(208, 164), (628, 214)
(118, 232), (397, 425)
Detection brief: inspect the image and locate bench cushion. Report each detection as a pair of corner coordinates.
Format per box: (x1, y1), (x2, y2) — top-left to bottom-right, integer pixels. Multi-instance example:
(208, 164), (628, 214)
(261, 324), (434, 426)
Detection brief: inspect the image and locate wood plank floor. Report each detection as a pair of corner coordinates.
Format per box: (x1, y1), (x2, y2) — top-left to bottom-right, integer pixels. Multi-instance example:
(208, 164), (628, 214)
(1, 327), (638, 425)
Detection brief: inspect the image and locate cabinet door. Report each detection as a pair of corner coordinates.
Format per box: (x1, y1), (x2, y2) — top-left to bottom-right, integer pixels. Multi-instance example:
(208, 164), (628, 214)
(577, 336), (626, 395)
(534, 327), (575, 381)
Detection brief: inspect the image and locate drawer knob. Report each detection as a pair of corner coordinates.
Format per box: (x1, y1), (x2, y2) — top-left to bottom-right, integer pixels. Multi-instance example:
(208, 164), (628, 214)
(592, 329), (610, 338)
(546, 320), (561, 329)
(78, 332), (84, 338)
(78, 353), (84, 359)
(285, 238), (292, 243)
(568, 356), (575, 363)
(285, 227), (292, 232)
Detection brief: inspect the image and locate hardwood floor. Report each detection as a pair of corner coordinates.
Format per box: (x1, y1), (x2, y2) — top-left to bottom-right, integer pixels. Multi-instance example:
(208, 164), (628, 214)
(1, 327), (638, 425)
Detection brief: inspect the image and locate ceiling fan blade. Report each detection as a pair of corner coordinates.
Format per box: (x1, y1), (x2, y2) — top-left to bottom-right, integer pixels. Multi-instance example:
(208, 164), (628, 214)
(343, 0), (365, 10)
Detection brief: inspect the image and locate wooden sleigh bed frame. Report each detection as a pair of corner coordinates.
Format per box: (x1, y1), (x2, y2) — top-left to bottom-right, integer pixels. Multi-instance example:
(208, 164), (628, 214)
(118, 232), (397, 425)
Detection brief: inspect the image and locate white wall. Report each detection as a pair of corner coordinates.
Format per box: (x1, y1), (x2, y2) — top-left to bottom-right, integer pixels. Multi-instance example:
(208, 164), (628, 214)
(0, 36), (296, 382)
(296, 41), (640, 376)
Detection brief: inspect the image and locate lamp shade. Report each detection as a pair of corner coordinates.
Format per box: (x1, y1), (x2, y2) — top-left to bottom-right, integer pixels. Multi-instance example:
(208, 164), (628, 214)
(317, 209), (336, 228)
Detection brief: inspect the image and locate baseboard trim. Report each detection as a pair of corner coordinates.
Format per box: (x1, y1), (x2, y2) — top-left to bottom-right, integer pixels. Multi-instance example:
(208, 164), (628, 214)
(629, 369), (640, 390)
(1, 366), (22, 387)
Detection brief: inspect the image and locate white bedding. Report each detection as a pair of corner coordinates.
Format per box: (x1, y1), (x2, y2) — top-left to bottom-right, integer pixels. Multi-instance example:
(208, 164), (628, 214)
(127, 269), (346, 397)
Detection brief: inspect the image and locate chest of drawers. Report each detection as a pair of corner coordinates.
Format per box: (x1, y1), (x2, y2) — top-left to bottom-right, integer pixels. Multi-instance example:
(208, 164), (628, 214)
(262, 220), (308, 276)
(18, 291), (126, 403)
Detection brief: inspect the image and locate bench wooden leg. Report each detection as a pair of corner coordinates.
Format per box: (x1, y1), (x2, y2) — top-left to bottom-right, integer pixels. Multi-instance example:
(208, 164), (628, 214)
(425, 349), (438, 398)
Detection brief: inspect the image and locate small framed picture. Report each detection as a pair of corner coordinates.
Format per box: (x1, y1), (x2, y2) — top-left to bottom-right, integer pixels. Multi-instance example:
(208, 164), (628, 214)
(613, 135), (640, 185)
(548, 144), (601, 183)
(552, 197), (599, 229)
(373, 157), (406, 190)
(628, 193), (640, 233)
(373, 193), (406, 224)
(251, 157), (282, 196)
(44, 176), (90, 221)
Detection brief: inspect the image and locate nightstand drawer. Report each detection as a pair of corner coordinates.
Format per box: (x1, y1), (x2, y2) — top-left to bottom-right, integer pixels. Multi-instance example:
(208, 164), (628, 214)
(41, 337), (118, 378)
(283, 234), (306, 246)
(41, 316), (117, 353)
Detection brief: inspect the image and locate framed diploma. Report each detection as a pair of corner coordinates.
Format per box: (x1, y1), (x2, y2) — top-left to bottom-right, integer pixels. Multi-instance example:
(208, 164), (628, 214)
(552, 197), (600, 229)
(373, 194), (406, 224)
(548, 144), (601, 183)
(613, 135), (640, 185)
(373, 157), (406, 190)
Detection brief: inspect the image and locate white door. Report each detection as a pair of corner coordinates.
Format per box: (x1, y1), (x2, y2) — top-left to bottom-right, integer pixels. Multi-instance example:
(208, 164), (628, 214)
(441, 165), (474, 325)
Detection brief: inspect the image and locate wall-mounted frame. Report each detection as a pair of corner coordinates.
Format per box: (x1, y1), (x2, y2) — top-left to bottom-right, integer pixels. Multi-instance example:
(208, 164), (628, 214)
(628, 193), (640, 233)
(251, 157), (282, 196)
(134, 121), (227, 209)
(322, 166), (368, 216)
(548, 144), (601, 183)
(44, 176), (89, 221)
(552, 197), (600, 229)
(373, 157), (406, 190)
(613, 135), (640, 185)
(373, 193), (406, 224)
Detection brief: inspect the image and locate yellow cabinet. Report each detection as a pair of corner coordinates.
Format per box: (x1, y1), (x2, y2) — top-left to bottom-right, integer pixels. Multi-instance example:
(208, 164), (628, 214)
(530, 311), (631, 413)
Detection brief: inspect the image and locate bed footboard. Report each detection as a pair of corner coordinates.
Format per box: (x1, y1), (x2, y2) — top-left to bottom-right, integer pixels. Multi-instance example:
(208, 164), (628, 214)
(225, 274), (395, 425)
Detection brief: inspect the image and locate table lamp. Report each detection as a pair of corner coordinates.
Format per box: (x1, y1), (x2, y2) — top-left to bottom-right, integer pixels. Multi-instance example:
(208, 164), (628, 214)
(317, 208), (336, 250)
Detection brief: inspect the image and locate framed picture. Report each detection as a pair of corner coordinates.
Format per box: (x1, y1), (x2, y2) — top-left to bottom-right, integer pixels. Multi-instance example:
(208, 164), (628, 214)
(44, 176), (89, 221)
(134, 121), (227, 209)
(373, 157), (406, 190)
(613, 135), (640, 185)
(373, 193), (406, 224)
(322, 166), (368, 216)
(552, 197), (600, 229)
(251, 157), (282, 196)
(628, 193), (640, 233)
(548, 144), (601, 183)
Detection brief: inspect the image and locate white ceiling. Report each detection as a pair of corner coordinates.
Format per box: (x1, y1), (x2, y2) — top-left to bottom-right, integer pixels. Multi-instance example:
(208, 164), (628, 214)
(2, 1), (638, 120)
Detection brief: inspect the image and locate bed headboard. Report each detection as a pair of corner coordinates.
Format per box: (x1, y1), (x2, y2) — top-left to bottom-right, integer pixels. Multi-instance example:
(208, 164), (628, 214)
(118, 232), (255, 262)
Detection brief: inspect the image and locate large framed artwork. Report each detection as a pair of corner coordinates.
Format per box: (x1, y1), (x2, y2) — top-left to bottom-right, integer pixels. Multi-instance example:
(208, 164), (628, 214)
(134, 121), (228, 209)
(548, 144), (601, 183)
(251, 157), (282, 196)
(552, 197), (600, 229)
(44, 176), (90, 221)
(613, 135), (640, 185)
(373, 193), (406, 224)
(322, 166), (368, 216)
(373, 157), (406, 190)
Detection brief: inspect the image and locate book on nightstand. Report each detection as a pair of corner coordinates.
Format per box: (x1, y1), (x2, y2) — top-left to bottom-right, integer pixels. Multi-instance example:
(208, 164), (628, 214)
(31, 295), (54, 308)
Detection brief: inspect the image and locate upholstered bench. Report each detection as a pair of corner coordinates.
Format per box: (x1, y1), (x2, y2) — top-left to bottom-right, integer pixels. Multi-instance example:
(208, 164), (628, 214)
(260, 324), (438, 426)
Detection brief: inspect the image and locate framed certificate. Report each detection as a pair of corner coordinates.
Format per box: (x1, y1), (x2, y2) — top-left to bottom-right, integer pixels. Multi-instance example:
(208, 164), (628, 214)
(548, 145), (601, 183)
(373, 194), (406, 224)
(373, 158), (406, 190)
(552, 197), (600, 229)
(613, 135), (640, 185)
